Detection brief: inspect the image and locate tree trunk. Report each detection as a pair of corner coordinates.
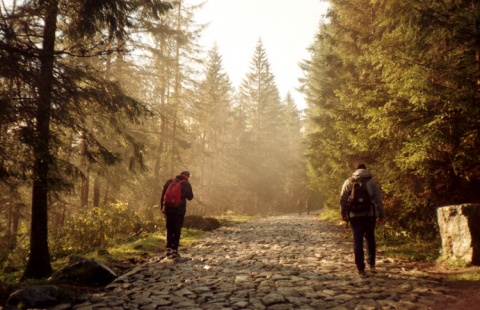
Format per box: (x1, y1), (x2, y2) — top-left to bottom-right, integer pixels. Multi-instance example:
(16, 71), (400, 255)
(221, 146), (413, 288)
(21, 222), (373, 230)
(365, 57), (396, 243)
(93, 176), (100, 207)
(148, 26), (168, 207)
(169, 0), (182, 177)
(80, 172), (89, 207)
(151, 114), (166, 206)
(23, 0), (58, 279)
(103, 181), (110, 205)
(9, 203), (22, 250)
(474, 0), (480, 87)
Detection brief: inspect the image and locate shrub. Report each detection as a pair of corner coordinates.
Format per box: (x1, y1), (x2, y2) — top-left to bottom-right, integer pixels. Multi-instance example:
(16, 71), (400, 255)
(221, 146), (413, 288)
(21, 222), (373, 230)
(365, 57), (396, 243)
(49, 202), (141, 258)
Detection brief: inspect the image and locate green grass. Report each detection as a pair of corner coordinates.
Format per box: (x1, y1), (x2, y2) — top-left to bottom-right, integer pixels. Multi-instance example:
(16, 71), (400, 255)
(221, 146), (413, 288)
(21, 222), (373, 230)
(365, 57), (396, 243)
(447, 272), (480, 281)
(107, 231), (166, 257)
(377, 236), (440, 262)
(318, 207), (339, 222)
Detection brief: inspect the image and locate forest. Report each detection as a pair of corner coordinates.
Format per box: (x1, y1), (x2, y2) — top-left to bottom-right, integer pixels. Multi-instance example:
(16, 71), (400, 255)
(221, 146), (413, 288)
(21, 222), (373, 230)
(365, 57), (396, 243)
(0, 0), (307, 279)
(1, 0), (479, 280)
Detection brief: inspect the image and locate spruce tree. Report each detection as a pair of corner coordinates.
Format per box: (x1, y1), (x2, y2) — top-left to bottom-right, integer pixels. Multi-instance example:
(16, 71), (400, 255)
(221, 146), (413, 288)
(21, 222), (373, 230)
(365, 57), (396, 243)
(192, 45), (236, 213)
(238, 39), (285, 213)
(0, 0), (172, 279)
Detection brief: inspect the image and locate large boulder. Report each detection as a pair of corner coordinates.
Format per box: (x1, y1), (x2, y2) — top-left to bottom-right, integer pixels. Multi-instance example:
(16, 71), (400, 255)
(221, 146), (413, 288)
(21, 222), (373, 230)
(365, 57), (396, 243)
(49, 257), (117, 286)
(6, 285), (59, 309)
(437, 204), (480, 265)
(183, 215), (221, 231)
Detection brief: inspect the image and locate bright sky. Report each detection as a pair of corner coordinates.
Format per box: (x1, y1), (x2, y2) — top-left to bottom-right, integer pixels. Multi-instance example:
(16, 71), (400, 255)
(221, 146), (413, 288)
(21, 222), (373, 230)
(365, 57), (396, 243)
(188, 0), (329, 110)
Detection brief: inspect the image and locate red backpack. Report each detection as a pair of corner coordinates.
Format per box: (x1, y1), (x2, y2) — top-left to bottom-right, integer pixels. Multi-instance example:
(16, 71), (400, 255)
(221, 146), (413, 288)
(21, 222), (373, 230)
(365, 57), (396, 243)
(164, 179), (187, 207)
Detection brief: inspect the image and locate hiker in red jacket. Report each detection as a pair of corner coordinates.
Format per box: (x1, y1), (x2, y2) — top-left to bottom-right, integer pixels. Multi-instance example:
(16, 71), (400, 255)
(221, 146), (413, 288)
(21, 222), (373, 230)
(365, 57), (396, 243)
(160, 171), (194, 258)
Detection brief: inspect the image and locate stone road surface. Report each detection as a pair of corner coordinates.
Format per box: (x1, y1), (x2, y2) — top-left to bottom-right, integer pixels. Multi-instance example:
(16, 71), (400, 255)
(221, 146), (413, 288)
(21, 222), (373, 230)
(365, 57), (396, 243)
(70, 214), (459, 310)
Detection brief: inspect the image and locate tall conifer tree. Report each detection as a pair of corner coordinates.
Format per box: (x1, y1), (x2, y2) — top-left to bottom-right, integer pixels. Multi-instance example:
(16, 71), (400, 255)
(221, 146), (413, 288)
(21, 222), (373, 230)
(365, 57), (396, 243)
(238, 39), (284, 213)
(193, 45), (235, 213)
(0, 0), (172, 279)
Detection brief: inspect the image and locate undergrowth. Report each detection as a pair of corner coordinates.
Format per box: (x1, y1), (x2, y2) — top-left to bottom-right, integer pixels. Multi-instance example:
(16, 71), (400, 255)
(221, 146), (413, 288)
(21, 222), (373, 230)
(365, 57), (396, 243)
(0, 214), (253, 289)
(318, 207), (441, 263)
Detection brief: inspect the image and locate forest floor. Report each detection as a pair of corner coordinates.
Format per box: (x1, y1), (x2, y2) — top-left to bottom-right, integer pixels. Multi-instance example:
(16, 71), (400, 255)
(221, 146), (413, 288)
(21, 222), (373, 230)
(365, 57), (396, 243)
(419, 263), (480, 309)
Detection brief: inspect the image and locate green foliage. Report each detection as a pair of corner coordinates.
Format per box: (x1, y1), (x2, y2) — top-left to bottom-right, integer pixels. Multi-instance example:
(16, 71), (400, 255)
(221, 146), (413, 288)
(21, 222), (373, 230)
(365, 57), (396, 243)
(301, 0), (480, 250)
(378, 235), (441, 263)
(375, 220), (442, 263)
(446, 272), (480, 282)
(104, 231), (166, 261)
(318, 204), (340, 222)
(1, 0), (311, 278)
(49, 202), (159, 258)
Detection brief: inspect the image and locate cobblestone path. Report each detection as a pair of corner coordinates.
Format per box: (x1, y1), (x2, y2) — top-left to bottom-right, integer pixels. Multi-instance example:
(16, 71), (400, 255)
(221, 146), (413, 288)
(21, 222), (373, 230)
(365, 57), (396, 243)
(72, 215), (458, 310)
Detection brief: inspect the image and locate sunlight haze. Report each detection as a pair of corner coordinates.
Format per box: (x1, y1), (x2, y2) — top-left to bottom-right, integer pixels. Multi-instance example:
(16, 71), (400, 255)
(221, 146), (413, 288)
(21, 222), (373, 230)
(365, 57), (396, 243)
(2, 0), (329, 109)
(188, 0), (330, 110)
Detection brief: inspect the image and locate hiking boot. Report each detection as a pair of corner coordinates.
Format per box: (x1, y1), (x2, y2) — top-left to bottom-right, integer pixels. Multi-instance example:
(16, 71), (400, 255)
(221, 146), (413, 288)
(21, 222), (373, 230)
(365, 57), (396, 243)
(358, 270), (367, 278)
(171, 250), (181, 258)
(165, 248), (174, 257)
(369, 265), (377, 273)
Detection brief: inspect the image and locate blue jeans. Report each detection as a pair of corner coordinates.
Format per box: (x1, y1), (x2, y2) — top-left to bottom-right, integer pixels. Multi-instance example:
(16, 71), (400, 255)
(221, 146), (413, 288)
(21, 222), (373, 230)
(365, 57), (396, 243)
(350, 216), (377, 271)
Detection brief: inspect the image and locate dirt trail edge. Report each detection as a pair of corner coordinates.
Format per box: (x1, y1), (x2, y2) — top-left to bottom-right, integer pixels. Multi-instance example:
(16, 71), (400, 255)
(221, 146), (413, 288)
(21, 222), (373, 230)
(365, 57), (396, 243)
(70, 214), (463, 310)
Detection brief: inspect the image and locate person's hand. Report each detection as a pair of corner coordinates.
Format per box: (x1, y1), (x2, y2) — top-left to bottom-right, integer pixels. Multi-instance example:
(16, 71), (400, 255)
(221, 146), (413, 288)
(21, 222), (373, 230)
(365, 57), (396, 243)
(378, 218), (386, 225)
(342, 215), (348, 222)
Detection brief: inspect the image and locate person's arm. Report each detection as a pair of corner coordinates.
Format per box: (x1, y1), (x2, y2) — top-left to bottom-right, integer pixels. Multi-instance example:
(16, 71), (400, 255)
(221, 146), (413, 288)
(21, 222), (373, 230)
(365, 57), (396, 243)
(339, 179), (351, 220)
(372, 180), (385, 224)
(183, 182), (194, 201)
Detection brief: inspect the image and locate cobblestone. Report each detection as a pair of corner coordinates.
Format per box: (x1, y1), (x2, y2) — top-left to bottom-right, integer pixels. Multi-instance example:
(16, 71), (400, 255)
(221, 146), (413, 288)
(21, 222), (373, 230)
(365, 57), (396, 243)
(71, 214), (457, 309)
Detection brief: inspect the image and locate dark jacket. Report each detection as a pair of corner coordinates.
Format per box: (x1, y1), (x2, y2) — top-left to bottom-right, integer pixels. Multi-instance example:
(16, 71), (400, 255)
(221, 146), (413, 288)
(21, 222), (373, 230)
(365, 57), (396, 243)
(161, 174), (194, 215)
(340, 169), (385, 219)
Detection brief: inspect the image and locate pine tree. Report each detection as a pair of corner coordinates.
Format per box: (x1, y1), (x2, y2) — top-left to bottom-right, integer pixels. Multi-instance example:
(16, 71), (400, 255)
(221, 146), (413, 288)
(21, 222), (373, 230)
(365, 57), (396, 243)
(302, 0), (480, 237)
(279, 93), (308, 212)
(192, 44), (236, 213)
(238, 39), (285, 213)
(0, 0), (172, 279)
(372, 0), (480, 205)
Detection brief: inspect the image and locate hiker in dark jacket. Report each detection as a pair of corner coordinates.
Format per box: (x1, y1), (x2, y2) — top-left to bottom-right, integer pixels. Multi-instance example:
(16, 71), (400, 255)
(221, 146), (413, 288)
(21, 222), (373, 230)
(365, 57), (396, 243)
(340, 163), (385, 276)
(160, 170), (194, 258)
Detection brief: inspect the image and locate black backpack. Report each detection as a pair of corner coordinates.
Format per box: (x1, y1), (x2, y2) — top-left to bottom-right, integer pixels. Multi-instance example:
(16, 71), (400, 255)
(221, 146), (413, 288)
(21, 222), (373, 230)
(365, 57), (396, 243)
(347, 177), (372, 214)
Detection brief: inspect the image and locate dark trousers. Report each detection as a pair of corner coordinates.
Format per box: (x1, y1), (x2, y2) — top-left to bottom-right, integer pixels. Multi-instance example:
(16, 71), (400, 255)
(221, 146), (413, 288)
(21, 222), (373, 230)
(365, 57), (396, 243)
(164, 212), (185, 251)
(350, 216), (377, 271)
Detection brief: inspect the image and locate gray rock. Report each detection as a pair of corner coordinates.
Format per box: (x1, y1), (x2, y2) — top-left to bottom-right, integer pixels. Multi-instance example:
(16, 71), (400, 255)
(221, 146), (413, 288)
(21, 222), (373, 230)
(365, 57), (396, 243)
(184, 215), (221, 231)
(50, 258), (117, 286)
(6, 285), (59, 309)
(437, 204), (480, 265)
(262, 293), (285, 306)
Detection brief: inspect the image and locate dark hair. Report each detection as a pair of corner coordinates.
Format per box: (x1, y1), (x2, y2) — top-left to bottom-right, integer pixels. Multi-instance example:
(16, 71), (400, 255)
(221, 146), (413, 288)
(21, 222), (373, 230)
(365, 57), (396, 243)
(180, 170), (190, 177)
(356, 163), (367, 169)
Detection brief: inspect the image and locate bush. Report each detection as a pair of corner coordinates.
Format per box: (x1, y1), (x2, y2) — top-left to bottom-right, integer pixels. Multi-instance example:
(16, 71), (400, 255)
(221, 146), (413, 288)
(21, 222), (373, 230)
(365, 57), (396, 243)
(49, 202), (142, 258)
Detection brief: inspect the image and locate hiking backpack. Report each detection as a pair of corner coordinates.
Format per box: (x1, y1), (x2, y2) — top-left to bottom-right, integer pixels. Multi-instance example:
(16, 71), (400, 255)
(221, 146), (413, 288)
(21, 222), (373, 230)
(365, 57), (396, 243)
(164, 179), (187, 207)
(347, 177), (372, 214)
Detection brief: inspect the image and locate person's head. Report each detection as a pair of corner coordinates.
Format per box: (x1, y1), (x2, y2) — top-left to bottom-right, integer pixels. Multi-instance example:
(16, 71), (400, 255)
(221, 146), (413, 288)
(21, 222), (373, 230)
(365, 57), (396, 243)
(356, 163), (367, 170)
(180, 170), (190, 178)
